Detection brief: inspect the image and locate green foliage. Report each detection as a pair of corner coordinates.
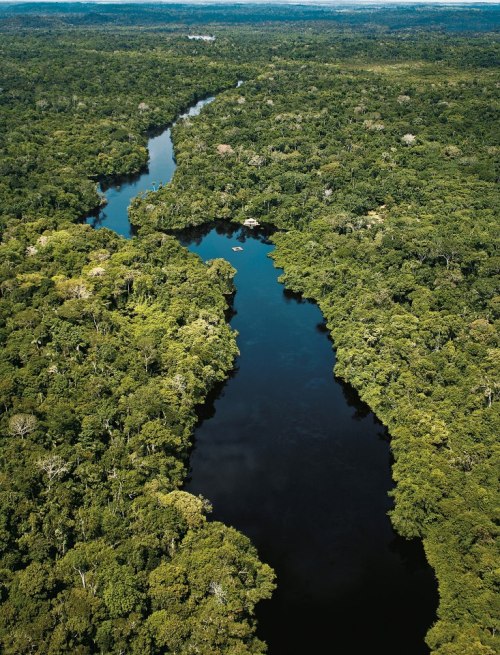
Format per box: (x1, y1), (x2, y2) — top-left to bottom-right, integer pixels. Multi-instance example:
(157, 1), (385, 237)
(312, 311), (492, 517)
(0, 9), (498, 654)
(0, 31), (245, 231)
(0, 217), (273, 652)
(0, 26), (274, 654)
(133, 31), (499, 655)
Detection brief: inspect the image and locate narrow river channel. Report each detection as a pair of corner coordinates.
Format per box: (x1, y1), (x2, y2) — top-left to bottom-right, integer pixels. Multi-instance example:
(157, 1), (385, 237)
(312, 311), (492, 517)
(87, 90), (437, 655)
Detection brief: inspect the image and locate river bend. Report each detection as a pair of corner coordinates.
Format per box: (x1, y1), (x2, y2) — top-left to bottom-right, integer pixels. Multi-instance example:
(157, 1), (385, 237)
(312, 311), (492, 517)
(87, 89), (437, 655)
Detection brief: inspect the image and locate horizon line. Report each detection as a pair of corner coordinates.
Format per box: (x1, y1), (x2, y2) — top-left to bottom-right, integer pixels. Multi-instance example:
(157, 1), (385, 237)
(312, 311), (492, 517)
(0, 0), (499, 5)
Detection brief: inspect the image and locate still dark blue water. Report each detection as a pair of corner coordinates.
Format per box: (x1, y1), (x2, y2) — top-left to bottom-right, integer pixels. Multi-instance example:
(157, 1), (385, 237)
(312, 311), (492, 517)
(87, 94), (437, 655)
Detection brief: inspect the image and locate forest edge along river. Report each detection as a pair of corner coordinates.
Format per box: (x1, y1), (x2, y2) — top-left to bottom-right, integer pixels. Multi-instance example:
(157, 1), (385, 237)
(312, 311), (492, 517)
(87, 87), (437, 654)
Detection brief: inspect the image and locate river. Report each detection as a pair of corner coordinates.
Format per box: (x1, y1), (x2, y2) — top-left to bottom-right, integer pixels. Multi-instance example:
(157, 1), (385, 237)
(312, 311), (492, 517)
(87, 90), (437, 654)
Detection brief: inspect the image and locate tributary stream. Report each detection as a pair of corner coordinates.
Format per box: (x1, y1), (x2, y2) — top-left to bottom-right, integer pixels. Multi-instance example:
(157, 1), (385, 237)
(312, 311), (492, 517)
(87, 90), (437, 655)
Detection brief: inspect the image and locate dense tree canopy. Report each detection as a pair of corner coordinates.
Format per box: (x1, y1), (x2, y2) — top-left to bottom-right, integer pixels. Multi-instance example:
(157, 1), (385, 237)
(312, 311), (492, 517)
(0, 26), (274, 655)
(131, 28), (499, 655)
(0, 5), (498, 654)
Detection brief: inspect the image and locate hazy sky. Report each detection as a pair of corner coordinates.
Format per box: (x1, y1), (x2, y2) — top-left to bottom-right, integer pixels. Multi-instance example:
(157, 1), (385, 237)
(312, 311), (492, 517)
(4, 0), (499, 4)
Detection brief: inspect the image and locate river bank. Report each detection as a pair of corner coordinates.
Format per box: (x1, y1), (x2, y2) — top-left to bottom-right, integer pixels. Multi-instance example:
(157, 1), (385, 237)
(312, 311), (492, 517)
(87, 90), (437, 654)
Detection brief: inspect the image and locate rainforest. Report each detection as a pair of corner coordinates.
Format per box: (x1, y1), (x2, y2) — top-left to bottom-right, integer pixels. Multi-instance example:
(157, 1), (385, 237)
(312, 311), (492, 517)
(0, 3), (498, 655)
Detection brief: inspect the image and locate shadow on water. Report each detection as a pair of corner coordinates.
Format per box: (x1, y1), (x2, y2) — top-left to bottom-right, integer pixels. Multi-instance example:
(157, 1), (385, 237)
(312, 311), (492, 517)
(190, 367), (239, 426)
(315, 318), (330, 333)
(282, 287), (309, 304)
(176, 220), (277, 249)
(338, 377), (377, 422)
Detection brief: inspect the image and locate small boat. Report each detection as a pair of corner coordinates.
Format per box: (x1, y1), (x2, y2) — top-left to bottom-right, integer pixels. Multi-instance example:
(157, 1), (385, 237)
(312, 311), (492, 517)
(243, 218), (260, 228)
(232, 246), (244, 252)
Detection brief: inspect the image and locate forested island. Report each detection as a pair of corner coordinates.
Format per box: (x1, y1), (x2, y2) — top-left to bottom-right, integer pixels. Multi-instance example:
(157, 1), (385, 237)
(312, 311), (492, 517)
(0, 3), (498, 654)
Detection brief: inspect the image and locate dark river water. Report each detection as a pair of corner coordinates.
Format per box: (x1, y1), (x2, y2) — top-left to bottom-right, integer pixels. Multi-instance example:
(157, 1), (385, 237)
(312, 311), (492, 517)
(87, 93), (437, 654)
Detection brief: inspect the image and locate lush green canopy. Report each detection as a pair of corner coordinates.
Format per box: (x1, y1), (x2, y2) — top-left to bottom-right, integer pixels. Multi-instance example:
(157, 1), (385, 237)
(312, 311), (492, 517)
(0, 7), (498, 654)
(131, 28), (499, 655)
(0, 28), (273, 655)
